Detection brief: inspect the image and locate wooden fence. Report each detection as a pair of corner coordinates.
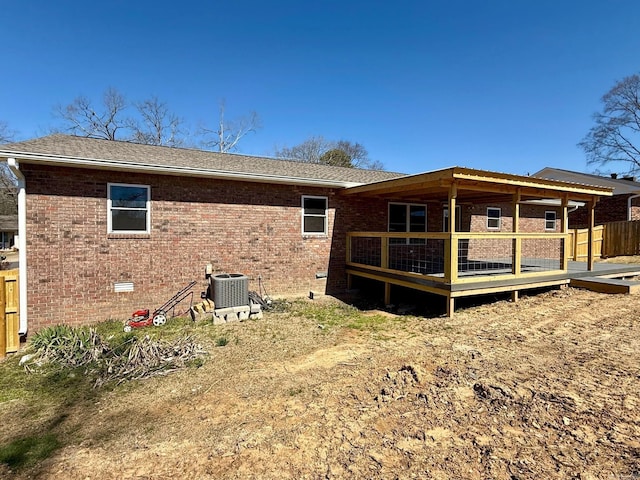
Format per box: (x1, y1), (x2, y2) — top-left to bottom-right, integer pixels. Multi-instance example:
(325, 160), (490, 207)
(602, 220), (640, 257)
(0, 268), (19, 358)
(567, 226), (604, 262)
(568, 220), (640, 261)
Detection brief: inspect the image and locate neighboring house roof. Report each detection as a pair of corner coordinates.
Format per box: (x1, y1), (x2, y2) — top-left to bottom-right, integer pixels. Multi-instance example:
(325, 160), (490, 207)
(0, 135), (405, 188)
(534, 167), (640, 196)
(0, 215), (17, 231)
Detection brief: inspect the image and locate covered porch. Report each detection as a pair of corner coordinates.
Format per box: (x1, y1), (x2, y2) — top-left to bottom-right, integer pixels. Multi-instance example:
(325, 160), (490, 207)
(341, 167), (614, 316)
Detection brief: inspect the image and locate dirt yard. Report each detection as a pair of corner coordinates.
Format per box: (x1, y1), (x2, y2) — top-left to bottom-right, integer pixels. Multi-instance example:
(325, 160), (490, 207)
(2, 286), (640, 479)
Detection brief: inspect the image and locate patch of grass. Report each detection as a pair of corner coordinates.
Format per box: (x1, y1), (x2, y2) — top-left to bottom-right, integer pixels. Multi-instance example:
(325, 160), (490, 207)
(0, 356), (35, 403)
(288, 387), (303, 396)
(284, 300), (397, 333)
(0, 433), (60, 470)
(215, 336), (229, 347)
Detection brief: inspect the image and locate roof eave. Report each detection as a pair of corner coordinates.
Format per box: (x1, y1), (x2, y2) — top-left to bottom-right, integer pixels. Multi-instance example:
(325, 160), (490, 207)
(0, 151), (362, 189)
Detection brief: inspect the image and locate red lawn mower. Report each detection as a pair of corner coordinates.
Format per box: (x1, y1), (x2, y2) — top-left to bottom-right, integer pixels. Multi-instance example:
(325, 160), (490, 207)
(123, 281), (197, 332)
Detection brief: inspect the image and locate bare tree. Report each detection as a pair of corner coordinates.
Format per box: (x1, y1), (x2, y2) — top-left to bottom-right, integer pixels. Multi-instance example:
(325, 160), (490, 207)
(274, 136), (334, 164)
(129, 96), (185, 147)
(319, 148), (352, 167)
(274, 136), (385, 170)
(0, 121), (16, 144)
(54, 87), (128, 140)
(0, 121), (18, 213)
(579, 74), (640, 174)
(199, 100), (261, 153)
(335, 140), (384, 170)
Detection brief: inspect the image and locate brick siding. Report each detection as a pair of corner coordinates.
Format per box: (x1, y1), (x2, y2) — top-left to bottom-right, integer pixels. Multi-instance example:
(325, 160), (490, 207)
(23, 164), (388, 330)
(568, 195), (633, 228)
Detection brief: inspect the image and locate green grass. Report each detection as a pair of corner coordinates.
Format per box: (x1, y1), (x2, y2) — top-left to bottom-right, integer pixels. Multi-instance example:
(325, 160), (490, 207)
(0, 433), (60, 469)
(284, 300), (398, 332)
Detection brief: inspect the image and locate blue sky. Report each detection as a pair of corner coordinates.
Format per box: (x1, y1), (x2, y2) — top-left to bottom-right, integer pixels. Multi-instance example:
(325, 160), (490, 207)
(1, 0), (639, 175)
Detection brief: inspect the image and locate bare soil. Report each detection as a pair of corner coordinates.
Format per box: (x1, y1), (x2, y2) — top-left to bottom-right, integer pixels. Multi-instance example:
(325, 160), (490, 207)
(2, 287), (640, 479)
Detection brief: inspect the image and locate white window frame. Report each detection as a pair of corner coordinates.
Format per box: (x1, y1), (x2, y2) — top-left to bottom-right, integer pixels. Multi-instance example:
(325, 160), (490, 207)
(487, 207), (501, 230)
(388, 202), (428, 244)
(107, 182), (151, 234)
(545, 210), (557, 231)
(301, 195), (328, 236)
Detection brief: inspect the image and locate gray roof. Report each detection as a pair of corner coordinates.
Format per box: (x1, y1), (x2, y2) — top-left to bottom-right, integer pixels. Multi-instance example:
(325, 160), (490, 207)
(0, 135), (405, 187)
(0, 215), (17, 231)
(534, 167), (640, 196)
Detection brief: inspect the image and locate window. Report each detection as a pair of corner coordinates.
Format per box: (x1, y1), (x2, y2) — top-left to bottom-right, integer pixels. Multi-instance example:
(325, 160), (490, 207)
(487, 207), (501, 230)
(545, 211), (557, 231)
(389, 203), (427, 244)
(302, 196), (327, 235)
(108, 183), (150, 233)
(443, 205), (462, 232)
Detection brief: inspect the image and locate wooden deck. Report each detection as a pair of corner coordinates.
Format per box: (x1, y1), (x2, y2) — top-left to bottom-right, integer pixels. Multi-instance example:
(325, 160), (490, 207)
(346, 260), (640, 313)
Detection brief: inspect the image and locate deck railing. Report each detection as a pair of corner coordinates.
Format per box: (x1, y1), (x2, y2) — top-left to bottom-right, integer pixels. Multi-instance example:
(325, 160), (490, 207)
(346, 232), (568, 284)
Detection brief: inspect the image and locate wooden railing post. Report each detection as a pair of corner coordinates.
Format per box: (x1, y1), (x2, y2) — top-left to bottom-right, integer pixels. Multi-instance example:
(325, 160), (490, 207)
(512, 190), (521, 276)
(0, 280), (6, 358)
(446, 183), (458, 283)
(381, 236), (389, 269)
(561, 195), (569, 270)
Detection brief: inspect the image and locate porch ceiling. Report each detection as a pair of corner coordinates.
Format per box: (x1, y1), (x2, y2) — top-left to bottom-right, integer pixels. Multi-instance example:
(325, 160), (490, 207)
(342, 166), (613, 203)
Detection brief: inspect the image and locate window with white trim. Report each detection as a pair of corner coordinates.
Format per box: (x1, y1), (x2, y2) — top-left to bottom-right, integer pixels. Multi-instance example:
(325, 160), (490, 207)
(108, 183), (150, 233)
(302, 196), (328, 235)
(389, 203), (427, 244)
(545, 211), (557, 231)
(487, 207), (501, 230)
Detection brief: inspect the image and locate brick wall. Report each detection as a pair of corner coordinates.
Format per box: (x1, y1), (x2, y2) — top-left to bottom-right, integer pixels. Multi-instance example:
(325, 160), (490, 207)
(22, 164), (387, 330)
(466, 203), (562, 261)
(568, 195), (631, 228)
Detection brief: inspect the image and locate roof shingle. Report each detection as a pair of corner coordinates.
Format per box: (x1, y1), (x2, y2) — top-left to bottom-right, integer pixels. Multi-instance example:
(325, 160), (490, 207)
(0, 135), (405, 186)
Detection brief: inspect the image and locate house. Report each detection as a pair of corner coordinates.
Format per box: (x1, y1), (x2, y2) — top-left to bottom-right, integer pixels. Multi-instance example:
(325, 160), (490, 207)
(0, 214), (17, 249)
(534, 167), (640, 228)
(0, 135), (614, 336)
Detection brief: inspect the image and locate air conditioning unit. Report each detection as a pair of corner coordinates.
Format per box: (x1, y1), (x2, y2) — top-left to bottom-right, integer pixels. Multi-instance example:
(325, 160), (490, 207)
(212, 273), (249, 309)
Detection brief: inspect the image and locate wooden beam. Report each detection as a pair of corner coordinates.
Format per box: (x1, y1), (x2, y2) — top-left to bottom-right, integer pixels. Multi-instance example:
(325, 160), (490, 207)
(0, 281), (5, 358)
(561, 195), (569, 270)
(512, 190), (521, 276)
(381, 236), (389, 270)
(446, 183), (458, 283)
(384, 282), (391, 305)
(588, 197), (596, 271)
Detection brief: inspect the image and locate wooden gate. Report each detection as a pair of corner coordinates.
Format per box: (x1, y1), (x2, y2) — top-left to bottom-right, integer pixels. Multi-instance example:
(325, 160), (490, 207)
(0, 268), (19, 357)
(567, 226), (603, 262)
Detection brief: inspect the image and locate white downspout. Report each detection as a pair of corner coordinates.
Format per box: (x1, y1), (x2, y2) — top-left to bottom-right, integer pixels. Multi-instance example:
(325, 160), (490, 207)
(627, 194), (640, 221)
(7, 158), (27, 336)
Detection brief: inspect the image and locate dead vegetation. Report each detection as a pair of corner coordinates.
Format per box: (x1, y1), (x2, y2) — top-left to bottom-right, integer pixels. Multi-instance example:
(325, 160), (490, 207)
(1, 289), (640, 479)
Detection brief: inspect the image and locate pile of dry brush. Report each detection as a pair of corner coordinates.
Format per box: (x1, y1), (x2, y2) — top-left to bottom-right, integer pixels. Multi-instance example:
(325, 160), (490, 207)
(21, 325), (207, 388)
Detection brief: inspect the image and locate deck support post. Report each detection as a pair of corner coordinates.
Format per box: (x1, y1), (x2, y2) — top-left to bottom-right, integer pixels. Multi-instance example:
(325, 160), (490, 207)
(446, 295), (455, 317)
(512, 190), (521, 276)
(384, 282), (391, 305)
(511, 290), (519, 302)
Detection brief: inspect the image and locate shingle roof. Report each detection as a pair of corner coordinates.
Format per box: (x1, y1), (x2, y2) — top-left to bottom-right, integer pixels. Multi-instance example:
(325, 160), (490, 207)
(0, 135), (405, 187)
(0, 215), (17, 231)
(534, 167), (640, 195)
